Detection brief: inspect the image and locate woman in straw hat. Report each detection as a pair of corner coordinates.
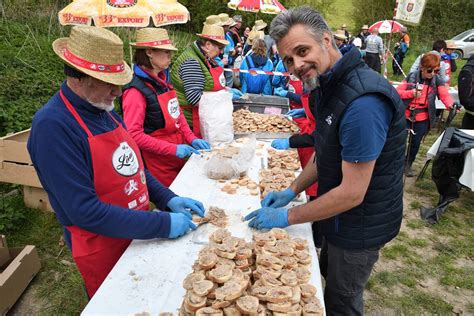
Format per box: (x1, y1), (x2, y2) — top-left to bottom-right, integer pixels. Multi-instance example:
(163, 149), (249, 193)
(122, 28), (210, 187)
(28, 26), (205, 298)
(170, 23), (243, 137)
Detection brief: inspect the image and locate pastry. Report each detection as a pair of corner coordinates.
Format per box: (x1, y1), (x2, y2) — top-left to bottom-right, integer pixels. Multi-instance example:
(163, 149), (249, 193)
(236, 296), (259, 314)
(294, 249), (312, 265)
(260, 273), (282, 287)
(292, 238), (308, 250)
(199, 252), (218, 270)
(235, 247), (252, 260)
(267, 301), (291, 313)
(193, 280), (214, 296)
(270, 228), (288, 240)
(215, 280), (244, 301)
(300, 283), (317, 298)
(196, 307), (224, 316)
(295, 267), (311, 283)
(302, 302), (323, 316)
(265, 286), (293, 303)
(280, 270), (299, 287)
(290, 285), (301, 304)
(211, 229), (231, 244)
(223, 305), (242, 316)
(184, 292), (207, 312)
(209, 264), (233, 283)
(183, 272), (206, 290)
(273, 304), (303, 316)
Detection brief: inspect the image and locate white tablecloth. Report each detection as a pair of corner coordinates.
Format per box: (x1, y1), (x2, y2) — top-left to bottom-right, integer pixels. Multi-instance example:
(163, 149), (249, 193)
(82, 142), (325, 315)
(427, 129), (474, 190)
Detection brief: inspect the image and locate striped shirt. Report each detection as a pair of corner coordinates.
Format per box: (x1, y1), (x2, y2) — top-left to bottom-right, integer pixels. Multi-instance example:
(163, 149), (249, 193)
(178, 59), (205, 105)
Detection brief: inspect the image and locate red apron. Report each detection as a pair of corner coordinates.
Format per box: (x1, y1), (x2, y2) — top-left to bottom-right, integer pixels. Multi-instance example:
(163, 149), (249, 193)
(182, 61), (226, 138)
(60, 90), (150, 298)
(297, 94), (318, 197)
(140, 78), (187, 187)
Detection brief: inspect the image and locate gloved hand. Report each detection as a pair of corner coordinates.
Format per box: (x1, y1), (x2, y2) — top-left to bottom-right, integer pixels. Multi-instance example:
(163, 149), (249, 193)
(231, 88), (244, 100)
(286, 108), (306, 118)
(191, 139), (211, 150)
(261, 188), (296, 208)
(271, 138), (290, 150)
(274, 87), (288, 97)
(167, 196), (206, 218)
(168, 212), (197, 239)
(176, 144), (200, 158)
(244, 207), (289, 230)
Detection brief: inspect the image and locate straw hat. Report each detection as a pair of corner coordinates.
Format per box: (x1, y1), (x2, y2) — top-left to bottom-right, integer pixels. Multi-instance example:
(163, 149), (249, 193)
(218, 13), (236, 27)
(253, 19), (267, 31)
(204, 15), (223, 26)
(233, 15), (242, 23)
(362, 25), (369, 30)
(341, 24), (347, 28)
(445, 40), (456, 49)
(333, 30), (347, 40)
(197, 24), (229, 46)
(130, 28), (177, 51)
(53, 26), (132, 86)
(246, 30), (265, 45)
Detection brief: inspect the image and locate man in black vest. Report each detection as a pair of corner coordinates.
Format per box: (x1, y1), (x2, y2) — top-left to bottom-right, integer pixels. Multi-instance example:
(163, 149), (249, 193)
(244, 7), (406, 315)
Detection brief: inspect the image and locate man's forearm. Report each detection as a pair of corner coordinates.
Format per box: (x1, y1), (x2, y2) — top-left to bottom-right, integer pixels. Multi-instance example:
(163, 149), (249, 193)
(289, 153), (317, 195)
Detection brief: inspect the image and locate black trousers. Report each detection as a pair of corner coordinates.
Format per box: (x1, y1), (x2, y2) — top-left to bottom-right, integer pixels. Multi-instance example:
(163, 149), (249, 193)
(461, 112), (474, 129)
(392, 52), (405, 75)
(364, 52), (381, 73)
(406, 119), (429, 166)
(320, 239), (381, 316)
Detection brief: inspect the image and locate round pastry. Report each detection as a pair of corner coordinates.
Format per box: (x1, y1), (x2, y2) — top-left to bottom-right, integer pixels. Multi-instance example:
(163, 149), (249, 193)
(238, 179), (248, 186)
(302, 302), (323, 316)
(295, 250), (312, 265)
(199, 252), (218, 270)
(255, 265), (281, 279)
(256, 254), (283, 270)
(260, 273), (283, 287)
(265, 286), (293, 303)
(230, 179), (239, 184)
(293, 238), (308, 250)
(223, 305), (242, 316)
(290, 285), (301, 304)
(222, 236), (240, 249)
(250, 190), (259, 196)
(235, 247), (252, 260)
(234, 258), (250, 269)
(211, 229), (231, 244)
(295, 267), (311, 283)
(275, 240), (294, 256)
(195, 307), (224, 316)
(215, 243), (237, 260)
(301, 295), (320, 305)
(193, 280), (214, 296)
(184, 292), (207, 312)
(247, 182), (257, 190)
(280, 256), (298, 270)
(211, 299), (233, 310)
(216, 257), (236, 269)
(209, 264), (233, 283)
(251, 286), (270, 301)
(280, 270), (299, 287)
(236, 296), (259, 314)
(273, 304), (302, 316)
(300, 283), (317, 298)
(253, 232), (276, 247)
(266, 301), (291, 313)
(215, 280), (244, 301)
(270, 228), (288, 240)
(183, 272), (206, 290)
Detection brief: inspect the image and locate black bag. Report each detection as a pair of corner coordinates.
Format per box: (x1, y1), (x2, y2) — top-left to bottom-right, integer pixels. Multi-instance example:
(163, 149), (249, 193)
(458, 57), (474, 111)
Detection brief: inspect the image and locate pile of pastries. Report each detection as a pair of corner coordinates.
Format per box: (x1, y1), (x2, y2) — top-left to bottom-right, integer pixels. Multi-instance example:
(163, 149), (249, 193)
(193, 207), (228, 228)
(259, 168), (296, 199)
(267, 148), (301, 171)
(233, 109), (300, 134)
(180, 228), (323, 315)
(219, 175), (259, 196)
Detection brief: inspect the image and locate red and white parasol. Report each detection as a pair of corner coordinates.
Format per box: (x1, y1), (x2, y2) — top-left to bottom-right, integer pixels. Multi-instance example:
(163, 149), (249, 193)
(369, 20), (404, 34)
(227, 0), (286, 14)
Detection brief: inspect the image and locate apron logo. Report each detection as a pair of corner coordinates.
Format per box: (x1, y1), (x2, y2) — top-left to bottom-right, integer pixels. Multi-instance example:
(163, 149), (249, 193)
(168, 98), (180, 119)
(140, 170), (146, 184)
(128, 199), (137, 209)
(219, 73), (226, 87)
(288, 84), (296, 93)
(325, 114), (334, 126)
(138, 193), (147, 204)
(112, 142), (139, 176)
(124, 179), (139, 196)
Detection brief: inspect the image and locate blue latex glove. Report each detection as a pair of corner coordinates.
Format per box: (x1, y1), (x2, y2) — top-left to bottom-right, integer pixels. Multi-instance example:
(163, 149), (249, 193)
(274, 87), (288, 97)
(167, 197), (206, 218)
(244, 207), (289, 230)
(168, 213), (197, 239)
(191, 139), (211, 150)
(176, 144), (200, 158)
(271, 138), (290, 150)
(231, 88), (244, 100)
(286, 108), (306, 118)
(261, 188), (296, 208)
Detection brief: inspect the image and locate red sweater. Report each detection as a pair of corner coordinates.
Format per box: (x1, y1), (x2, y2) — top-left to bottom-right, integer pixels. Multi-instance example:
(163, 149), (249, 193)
(122, 71), (197, 156)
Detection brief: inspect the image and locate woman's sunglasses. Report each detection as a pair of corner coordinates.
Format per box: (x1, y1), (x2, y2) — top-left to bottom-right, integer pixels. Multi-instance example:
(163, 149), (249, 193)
(426, 68), (440, 74)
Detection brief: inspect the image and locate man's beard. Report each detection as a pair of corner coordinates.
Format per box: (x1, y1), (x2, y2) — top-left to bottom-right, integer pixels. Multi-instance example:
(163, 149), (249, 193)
(87, 99), (115, 112)
(302, 75), (319, 91)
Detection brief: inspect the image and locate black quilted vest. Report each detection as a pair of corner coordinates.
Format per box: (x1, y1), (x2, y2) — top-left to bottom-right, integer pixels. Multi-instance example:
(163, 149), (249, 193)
(121, 75), (166, 134)
(312, 47), (406, 249)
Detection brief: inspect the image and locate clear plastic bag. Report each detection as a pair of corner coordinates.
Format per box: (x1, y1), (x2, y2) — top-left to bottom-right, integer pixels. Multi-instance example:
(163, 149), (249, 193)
(204, 154), (240, 180)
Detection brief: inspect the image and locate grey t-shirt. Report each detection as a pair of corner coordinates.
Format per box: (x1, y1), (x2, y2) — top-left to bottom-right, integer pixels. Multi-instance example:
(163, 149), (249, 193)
(264, 34), (276, 58)
(365, 34), (384, 54)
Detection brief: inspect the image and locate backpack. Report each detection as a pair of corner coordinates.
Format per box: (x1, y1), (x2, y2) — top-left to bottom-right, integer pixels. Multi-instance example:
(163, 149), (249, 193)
(458, 57), (474, 111)
(244, 56), (267, 94)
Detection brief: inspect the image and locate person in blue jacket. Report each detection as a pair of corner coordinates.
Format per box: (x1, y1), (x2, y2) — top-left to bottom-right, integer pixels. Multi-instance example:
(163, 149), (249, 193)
(239, 39), (273, 95)
(27, 26), (205, 298)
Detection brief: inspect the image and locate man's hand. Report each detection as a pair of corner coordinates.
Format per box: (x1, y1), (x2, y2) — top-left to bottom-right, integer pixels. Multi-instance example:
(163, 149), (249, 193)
(286, 108), (306, 118)
(167, 197), (205, 218)
(244, 207), (289, 230)
(271, 138), (290, 150)
(168, 213), (197, 239)
(261, 188), (296, 208)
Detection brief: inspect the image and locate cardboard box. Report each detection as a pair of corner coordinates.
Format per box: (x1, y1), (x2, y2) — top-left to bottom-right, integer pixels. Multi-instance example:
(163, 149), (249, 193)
(0, 129), (53, 212)
(0, 235), (41, 315)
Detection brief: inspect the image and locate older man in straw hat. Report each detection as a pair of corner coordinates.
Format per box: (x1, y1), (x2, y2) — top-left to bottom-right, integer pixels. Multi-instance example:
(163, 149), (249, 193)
(244, 7), (405, 314)
(334, 29), (353, 55)
(171, 23), (243, 137)
(28, 26), (205, 298)
(356, 24), (370, 50)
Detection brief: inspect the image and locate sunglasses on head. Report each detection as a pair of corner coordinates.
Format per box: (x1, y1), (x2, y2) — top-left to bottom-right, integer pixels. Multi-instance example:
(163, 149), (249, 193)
(426, 68), (440, 74)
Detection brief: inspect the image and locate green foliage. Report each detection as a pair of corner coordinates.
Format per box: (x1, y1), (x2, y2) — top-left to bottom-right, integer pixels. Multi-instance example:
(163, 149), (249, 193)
(0, 193), (26, 232)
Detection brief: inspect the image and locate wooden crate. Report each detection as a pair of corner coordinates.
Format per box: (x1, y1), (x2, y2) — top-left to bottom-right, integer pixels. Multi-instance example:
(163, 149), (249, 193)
(0, 129), (52, 211)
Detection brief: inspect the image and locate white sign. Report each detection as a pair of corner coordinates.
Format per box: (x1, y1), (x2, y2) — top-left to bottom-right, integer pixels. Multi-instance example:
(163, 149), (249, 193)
(167, 97), (180, 119)
(395, 0), (427, 25)
(112, 142), (139, 176)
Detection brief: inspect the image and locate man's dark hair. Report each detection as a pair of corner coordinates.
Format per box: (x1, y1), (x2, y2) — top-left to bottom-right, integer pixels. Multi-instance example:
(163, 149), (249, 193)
(432, 40), (447, 52)
(64, 64), (87, 78)
(133, 49), (152, 68)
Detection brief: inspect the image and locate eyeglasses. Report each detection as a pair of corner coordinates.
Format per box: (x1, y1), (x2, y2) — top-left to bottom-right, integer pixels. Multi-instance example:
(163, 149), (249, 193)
(426, 68), (440, 74)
